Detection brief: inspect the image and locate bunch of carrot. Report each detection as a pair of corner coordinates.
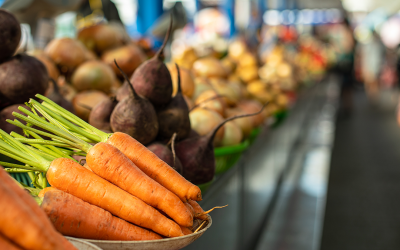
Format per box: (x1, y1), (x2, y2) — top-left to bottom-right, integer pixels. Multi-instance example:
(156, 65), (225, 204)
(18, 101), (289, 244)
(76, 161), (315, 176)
(0, 96), (218, 241)
(0, 167), (77, 250)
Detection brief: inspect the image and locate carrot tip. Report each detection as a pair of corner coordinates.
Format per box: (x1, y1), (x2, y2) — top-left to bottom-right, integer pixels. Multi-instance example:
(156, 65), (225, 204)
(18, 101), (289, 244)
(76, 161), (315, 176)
(197, 204), (228, 216)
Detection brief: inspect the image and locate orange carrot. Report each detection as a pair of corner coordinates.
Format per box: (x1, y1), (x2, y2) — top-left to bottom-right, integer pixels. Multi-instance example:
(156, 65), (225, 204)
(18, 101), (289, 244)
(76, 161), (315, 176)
(86, 142), (193, 227)
(180, 226), (193, 235)
(188, 200), (209, 220)
(0, 168), (77, 250)
(0, 178), (67, 250)
(38, 187), (57, 198)
(42, 189), (163, 241)
(0, 234), (23, 250)
(47, 158), (184, 237)
(106, 132), (202, 202)
(185, 202), (195, 217)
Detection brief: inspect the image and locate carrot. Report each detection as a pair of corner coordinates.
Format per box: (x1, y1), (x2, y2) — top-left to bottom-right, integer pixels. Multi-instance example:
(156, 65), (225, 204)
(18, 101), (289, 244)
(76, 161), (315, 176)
(107, 132), (202, 202)
(42, 189), (163, 241)
(86, 142), (193, 227)
(26, 95), (202, 202)
(0, 233), (23, 250)
(0, 179), (67, 250)
(188, 200), (209, 220)
(47, 158), (184, 237)
(0, 168), (77, 250)
(11, 101), (193, 227)
(180, 226), (193, 235)
(38, 187), (57, 198)
(0, 133), (183, 238)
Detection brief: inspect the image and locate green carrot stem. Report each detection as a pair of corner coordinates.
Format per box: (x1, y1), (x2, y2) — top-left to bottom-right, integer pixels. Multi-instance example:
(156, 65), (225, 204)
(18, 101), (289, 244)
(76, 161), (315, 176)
(0, 139), (38, 165)
(11, 132), (63, 160)
(0, 161), (37, 171)
(8, 119), (80, 149)
(5, 168), (36, 173)
(10, 113), (92, 153)
(14, 181), (42, 196)
(27, 172), (39, 188)
(12, 136), (72, 148)
(35, 94), (110, 141)
(30, 100), (101, 142)
(0, 140), (48, 172)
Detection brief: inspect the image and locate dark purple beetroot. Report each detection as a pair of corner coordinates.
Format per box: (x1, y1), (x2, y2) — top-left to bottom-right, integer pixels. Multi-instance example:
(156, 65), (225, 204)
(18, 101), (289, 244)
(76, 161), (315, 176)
(89, 96), (118, 131)
(0, 54), (49, 108)
(46, 79), (75, 114)
(175, 104), (267, 184)
(156, 64), (190, 140)
(0, 104), (27, 134)
(110, 60), (159, 145)
(0, 9), (21, 63)
(117, 18), (173, 106)
(147, 139), (183, 174)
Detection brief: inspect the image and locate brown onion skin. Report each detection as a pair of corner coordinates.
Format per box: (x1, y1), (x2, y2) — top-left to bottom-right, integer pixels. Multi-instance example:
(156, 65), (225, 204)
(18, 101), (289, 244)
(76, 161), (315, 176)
(0, 9), (21, 63)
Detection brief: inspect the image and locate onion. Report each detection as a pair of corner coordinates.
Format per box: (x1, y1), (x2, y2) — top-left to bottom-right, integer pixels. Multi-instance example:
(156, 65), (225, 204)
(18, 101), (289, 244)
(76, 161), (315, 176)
(192, 57), (228, 79)
(71, 60), (115, 93)
(219, 121), (243, 147)
(225, 108), (254, 137)
(167, 63), (195, 98)
(194, 90), (227, 117)
(209, 78), (242, 107)
(102, 44), (146, 78)
(72, 90), (109, 121)
(189, 108), (225, 146)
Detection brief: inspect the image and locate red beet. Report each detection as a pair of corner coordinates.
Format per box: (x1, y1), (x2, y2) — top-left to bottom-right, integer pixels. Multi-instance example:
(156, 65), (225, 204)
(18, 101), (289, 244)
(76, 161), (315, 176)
(117, 17), (173, 107)
(147, 134), (183, 174)
(0, 104), (27, 134)
(110, 60), (159, 145)
(175, 104), (267, 184)
(0, 9), (21, 63)
(0, 54), (49, 108)
(89, 96), (118, 132)
(156, 64), (191, 140)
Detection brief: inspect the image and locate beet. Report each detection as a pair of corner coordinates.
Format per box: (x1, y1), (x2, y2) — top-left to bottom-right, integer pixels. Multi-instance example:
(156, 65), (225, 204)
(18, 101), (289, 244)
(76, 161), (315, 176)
(0, 54), (49, 108)
(0, 9), (21, 63)
(89, 96), (118, 132)
(156, 64), (190, 140)
(0, 104), (27, 134)
(117, 18), (173, 107)
(147, 134), (183, 174)
(175, 104), (267, 184)
(110, 60), (159, 145)
(46, 79), (75, 114)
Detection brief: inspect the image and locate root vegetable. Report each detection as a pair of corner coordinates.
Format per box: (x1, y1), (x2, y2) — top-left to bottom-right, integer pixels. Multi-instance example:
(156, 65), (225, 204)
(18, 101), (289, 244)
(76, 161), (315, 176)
(110, 61), (159, 145)
(88, 96), (118, 131)
(156, 64), (191, 140)
(46, 80), (75, 114)
(192, 57), (228, 79)
(71, 60), (115, 93)
(125, 18), (173, 106)
(194, 90), (226, 117)
(0, 9), (21, 63)
(102, 44), (146, 78)
(167, 63), (195, 98)
(41, 188), (163, 241)
(176, 107), (266, 184)
(72, 90), (109, 121)
(189, 108), (225, 145)
(0, 54), (48, 107)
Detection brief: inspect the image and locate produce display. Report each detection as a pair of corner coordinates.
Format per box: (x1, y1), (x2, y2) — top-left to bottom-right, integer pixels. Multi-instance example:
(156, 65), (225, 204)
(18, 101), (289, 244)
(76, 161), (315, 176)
(0, 6), (335, 249)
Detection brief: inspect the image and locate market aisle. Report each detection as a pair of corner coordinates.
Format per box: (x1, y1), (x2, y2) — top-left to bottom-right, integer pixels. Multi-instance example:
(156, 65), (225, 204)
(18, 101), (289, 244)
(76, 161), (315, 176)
(320, 88), (400, 250)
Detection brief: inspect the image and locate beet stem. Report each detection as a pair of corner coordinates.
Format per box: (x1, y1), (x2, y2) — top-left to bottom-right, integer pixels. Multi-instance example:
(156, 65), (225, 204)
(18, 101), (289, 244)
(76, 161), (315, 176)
(207, 101), (269, 144)
(155, 14), (173, 60)
(113, 59), (139, 99)
(170, 132), (177, 168)
(175, 63), (182, 94)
